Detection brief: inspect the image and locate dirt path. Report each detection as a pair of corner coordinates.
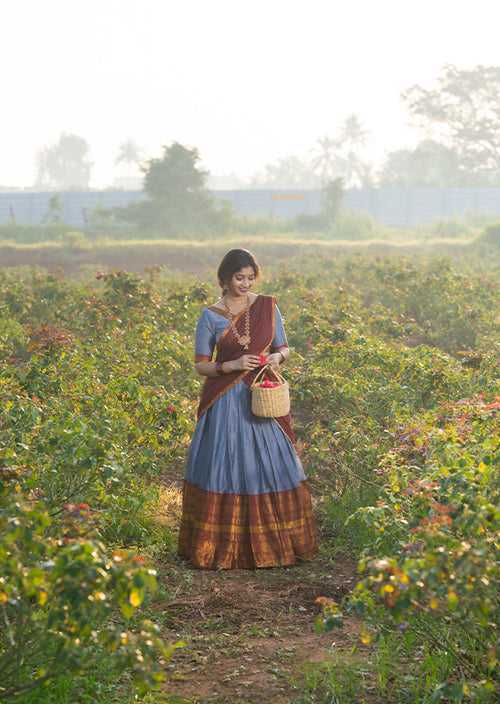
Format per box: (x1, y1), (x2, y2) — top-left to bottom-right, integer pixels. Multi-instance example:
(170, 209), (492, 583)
(152, 481), (361, 704)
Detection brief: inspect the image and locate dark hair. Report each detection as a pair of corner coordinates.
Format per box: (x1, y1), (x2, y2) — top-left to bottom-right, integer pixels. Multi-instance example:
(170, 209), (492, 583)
(217, 249), (261, 294)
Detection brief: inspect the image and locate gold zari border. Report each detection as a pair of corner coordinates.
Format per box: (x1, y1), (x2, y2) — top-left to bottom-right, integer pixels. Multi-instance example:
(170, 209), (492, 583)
(180, 512), (311, 535)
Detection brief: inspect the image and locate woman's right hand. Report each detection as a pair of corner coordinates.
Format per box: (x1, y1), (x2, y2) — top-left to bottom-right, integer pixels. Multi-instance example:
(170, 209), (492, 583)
(232, 354), (262, 371)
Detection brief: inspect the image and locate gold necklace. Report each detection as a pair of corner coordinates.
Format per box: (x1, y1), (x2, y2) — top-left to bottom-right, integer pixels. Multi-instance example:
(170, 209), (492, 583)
(222, 293), (251, 349)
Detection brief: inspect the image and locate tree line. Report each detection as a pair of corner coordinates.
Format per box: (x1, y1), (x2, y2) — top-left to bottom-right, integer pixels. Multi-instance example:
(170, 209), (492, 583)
(28, 64), (500, 192)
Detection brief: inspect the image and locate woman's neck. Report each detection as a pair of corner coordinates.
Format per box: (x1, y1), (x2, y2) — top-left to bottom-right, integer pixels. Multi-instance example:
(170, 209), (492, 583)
(223, 291), (255, 304)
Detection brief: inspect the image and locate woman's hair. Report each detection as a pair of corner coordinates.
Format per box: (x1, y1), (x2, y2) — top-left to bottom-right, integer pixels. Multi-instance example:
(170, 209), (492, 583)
(217, 249), (261, 294)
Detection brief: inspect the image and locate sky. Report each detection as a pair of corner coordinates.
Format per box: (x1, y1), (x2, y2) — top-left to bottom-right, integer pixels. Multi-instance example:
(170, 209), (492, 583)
(2, 0), (500, 188)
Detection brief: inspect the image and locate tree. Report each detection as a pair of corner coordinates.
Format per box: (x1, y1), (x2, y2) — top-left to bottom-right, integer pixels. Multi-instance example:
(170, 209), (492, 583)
(41, 194), (63, 224)
(142, 142), (208, 202)
(311, 135), (339, 185)
(402, 64), (500, 182)
(35, 133), (92, 190)
(379, 139), (462, 187)
(321, 177), (345, 223)
(114, 140), (144, 189)
(311, 115), (373, 188)
(293, 177), (344, 233)
(249, 155), (321, 188)
(114, 142), (232, 234)
(115, 139), (143, 170)
(337, 114), (374, 188)
(115, 139), (142, 165)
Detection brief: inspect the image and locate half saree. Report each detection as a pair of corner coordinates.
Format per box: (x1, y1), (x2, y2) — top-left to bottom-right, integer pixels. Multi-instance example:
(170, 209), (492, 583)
(177, 293), (318, 569)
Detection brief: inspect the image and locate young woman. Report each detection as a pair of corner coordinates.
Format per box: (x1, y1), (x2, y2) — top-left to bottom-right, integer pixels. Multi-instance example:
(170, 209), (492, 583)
(177, 248), (318, 569)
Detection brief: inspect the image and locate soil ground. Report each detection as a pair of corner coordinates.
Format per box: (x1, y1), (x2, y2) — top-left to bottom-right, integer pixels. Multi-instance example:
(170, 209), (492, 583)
(0, 236), (472, 277)
(150, 473), (362, 703)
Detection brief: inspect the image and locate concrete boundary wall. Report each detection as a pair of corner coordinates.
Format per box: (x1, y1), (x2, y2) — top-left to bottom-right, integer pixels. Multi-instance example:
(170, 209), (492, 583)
(0, 188), (499, 227)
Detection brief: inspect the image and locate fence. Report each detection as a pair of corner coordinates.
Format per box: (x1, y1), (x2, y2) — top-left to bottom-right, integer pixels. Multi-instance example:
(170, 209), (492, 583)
(1, 187), (499, 228)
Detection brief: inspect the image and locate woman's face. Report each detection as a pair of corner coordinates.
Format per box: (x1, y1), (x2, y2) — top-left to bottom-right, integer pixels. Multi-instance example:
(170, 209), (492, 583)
(225, 266), (256, 297)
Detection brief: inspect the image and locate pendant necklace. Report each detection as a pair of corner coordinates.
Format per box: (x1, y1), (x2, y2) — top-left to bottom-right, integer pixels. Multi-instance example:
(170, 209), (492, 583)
(222, 293), (251, 349)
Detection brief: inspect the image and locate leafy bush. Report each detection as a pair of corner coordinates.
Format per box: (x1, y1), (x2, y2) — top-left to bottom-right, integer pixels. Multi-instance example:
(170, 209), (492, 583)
(293, 212), (328, 233)
(429, 218), (472, 238)
(0, 317), (28, 360)
(0, 256), (497, 702)
(327, 208), (380, 240)
(475, 222), (500, 249)
(316, 395), (499, 702)
(0, 224), (70, 244)
(0, 472), (184, 701)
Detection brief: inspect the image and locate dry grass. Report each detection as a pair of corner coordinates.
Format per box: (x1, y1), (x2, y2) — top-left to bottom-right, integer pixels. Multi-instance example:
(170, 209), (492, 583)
(0, 234), (478, 278)
(155, 483), (183, 530)
(0, 234), (477, 250)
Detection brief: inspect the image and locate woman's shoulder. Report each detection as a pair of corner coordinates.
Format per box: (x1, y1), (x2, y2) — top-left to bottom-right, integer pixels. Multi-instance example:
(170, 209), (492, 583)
(198, 303), (226, 324)
(196, 306), (214, 324)
(205, 296), (225, 312)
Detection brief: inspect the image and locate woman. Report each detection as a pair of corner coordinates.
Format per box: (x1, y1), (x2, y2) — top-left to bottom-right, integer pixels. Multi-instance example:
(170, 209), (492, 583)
(177, 249), (318, 569)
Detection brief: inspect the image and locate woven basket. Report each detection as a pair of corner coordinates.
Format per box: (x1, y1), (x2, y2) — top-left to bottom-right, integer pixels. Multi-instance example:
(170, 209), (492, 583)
(250, 364), (290, 417)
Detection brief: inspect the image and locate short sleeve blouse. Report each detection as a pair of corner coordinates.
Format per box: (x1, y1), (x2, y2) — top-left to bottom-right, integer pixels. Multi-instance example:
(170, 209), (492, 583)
(194, 300), (289, 361)
(270, 303), (288, 352)
(194, 309), (217, 362)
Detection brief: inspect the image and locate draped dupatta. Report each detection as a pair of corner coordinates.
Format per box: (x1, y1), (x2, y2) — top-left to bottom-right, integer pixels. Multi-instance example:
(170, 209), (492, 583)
(196, 294), (296, 447)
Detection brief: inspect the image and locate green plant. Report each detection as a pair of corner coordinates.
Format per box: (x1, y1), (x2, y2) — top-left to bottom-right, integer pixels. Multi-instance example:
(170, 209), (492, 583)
(347, 395), (499, 701)
(111, 141), (233, 235)
(0, 473), (184, 701)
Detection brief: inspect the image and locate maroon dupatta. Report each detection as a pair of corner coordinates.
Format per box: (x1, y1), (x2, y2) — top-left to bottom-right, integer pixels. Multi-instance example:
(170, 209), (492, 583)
(195, 294), (297, 447)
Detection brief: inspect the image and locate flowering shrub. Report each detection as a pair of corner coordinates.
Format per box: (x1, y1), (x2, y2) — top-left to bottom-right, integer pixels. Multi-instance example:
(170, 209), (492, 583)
(0, 259), (497, 701)
(0, 270), (203, 699)
(344, 395), (499, 700)
(0, 472), (184, 701)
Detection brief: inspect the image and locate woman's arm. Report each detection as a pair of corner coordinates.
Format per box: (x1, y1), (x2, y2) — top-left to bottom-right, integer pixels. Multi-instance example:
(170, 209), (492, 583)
(195, 348), (289, 377)
(195, 354), (263, 378)
(194, 360), (233, 377)
(193, 302), (290, 377)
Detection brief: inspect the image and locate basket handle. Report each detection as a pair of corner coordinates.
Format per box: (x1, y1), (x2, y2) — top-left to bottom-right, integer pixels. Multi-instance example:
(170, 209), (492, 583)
(250, 363), (286, 388)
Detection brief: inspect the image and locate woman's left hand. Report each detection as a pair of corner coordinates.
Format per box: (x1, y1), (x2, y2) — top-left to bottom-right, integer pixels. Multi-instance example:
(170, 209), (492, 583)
(265, 353), (282, 369)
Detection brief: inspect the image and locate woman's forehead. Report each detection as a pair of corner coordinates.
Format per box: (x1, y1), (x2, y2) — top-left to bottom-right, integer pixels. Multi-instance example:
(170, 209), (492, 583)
(233, 267), (255, 276)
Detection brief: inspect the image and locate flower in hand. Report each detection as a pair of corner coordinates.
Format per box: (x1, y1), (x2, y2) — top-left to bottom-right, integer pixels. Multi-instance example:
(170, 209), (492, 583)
(258, 354), (268, 365)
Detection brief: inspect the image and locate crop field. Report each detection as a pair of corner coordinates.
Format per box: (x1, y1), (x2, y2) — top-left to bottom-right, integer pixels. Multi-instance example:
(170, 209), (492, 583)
(0, 238), (498, 703)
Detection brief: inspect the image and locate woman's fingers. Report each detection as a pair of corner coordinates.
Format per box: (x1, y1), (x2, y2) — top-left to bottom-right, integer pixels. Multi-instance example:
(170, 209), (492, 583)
(242, 355), (260, 368)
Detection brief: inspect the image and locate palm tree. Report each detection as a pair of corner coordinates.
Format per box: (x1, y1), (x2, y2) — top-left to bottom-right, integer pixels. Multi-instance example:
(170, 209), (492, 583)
(310, 135), (340, 185)
(115, 140), (143, 171)
(338, 114), (371, 188)
(339, 114), (369, 150)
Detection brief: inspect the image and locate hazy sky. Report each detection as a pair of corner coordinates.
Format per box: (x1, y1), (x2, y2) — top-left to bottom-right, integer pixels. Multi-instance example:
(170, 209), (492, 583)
(2, 0), (500, 187)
